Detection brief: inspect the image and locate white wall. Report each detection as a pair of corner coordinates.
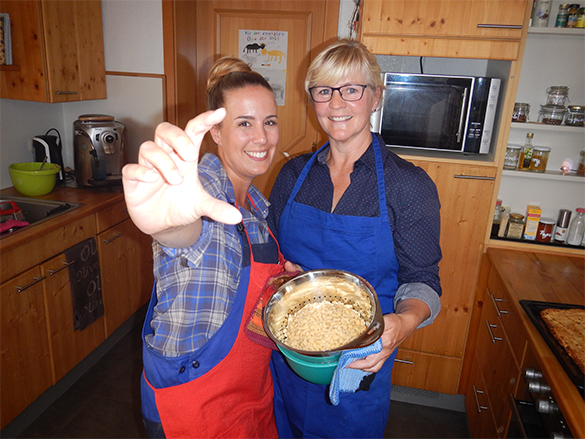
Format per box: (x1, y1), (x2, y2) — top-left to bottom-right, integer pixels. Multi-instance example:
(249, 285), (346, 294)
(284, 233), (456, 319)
(0, 0), (165, 189)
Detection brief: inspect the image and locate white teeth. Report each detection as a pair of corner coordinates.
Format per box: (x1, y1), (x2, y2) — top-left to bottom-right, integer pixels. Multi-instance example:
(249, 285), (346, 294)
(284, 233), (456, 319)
(329, 116), (352, 121)
(245, 151), (267, 158)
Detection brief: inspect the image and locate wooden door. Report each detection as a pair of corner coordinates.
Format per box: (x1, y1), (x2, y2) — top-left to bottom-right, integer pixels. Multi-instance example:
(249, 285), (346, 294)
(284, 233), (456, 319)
(402, 161), (497, 358)
(41, 254), (105, 383)
(166, 0), (339, 197)
(1, 266), (53, 429)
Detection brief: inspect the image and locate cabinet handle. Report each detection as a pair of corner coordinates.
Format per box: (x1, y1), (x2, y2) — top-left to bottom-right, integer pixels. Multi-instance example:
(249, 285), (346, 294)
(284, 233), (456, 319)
(48, 260), (75, 275)
(395, 358), (414, 365)
(477, 24), (523, 29)
(103, 232), (124, 244)
(55, 91), (79, 95)
(485, 320), (502, 343)
(454, 175), (495, 180)
(473, 386), (488, 412)
(490, 294), (508, 317)
(16, 276), (47, 293)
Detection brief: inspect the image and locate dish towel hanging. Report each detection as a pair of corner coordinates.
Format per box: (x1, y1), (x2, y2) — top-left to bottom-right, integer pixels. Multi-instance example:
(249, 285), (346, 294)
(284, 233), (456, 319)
(64, 237), (104, 331)
(329, 338), (383, 405)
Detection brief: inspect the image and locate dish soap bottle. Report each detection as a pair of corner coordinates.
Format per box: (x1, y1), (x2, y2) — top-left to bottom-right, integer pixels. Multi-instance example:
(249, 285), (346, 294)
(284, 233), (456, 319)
(519, 132), (535, 170)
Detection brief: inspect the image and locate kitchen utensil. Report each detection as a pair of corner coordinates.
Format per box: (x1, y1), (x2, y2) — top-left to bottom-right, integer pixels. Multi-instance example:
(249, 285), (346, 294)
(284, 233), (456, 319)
(39, 156), (48, 170)
(9, 162), (61, 196)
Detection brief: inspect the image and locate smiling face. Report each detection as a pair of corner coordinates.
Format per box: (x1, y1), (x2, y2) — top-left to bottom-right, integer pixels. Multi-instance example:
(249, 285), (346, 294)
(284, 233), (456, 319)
(313, 71), (381, 150)
(211, 85), (278, 188)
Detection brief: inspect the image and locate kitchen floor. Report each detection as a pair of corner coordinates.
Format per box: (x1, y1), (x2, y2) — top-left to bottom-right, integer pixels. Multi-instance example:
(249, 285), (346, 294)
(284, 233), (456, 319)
(7, 311), (469, 439)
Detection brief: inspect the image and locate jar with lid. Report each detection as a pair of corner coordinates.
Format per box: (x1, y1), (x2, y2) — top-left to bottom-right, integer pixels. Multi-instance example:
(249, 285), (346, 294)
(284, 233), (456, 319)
(529, 146), (551, 172)
(546, 86), (570, 106)
(504, 144), (522, 169)
(565, 105), (585, 126)
(535, 218), (555, 242)
(512, 103), (530, 122)
(539, 105), (567, 125)
(566, 208), (585, 245)
(555, 3), (570, 26)
(577, 150), (585, 175)
(554, 209), (572, 242)
(567, 3), (581, 26)
(506, 213), (525, 239)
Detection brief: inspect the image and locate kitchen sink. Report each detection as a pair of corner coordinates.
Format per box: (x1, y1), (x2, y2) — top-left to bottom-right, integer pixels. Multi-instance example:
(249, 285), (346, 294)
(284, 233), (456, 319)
(0, 196), (83, 238)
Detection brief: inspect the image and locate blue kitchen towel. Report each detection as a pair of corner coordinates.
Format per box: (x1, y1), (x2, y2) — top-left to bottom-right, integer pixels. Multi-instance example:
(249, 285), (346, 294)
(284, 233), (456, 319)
(329, 338), (383, 405)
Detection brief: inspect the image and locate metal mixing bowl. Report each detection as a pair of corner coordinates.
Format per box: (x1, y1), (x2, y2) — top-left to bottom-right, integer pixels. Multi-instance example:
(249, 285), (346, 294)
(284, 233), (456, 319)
(263, 269), (384, 358)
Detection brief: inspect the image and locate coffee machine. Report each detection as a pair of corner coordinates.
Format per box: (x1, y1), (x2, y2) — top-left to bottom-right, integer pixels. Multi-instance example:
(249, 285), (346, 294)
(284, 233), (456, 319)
(74, 114), (125, 186)
(31, 128), (66, 182)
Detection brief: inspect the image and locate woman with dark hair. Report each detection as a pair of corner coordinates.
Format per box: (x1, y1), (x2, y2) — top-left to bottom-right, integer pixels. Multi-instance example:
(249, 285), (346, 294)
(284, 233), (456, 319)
(123, 57), (296, 439)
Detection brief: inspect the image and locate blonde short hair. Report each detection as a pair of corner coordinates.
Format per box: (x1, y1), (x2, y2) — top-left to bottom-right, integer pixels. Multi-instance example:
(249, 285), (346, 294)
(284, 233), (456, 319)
(305, 39), (384, 98)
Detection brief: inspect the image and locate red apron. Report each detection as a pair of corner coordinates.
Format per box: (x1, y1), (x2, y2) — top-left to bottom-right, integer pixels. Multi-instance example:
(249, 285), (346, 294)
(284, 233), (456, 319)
(144, 221), (283, 438)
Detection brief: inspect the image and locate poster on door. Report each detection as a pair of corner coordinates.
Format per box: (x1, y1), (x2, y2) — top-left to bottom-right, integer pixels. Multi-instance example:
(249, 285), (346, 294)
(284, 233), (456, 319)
(239, 29), (287, 106)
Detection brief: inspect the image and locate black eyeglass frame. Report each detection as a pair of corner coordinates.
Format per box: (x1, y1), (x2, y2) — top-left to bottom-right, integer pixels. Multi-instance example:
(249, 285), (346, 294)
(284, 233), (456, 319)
(308, 84), (368, 103)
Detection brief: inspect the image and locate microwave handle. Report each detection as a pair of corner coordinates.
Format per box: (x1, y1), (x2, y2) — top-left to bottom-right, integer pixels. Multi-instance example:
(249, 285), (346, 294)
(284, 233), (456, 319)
(456, 87), (469, 144)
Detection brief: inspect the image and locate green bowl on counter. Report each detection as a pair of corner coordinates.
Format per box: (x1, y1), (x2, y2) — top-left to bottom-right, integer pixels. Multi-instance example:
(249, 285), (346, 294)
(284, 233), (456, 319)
(9, 162), (61, 196)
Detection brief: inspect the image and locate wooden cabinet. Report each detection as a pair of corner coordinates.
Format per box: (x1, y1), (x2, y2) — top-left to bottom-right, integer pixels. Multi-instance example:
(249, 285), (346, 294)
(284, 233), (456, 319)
(359, 0), (531, 60)
(391, 161), (496, 394)
(0, 267), (53, 429)
(465, 351), (500, 439)
(0, 0), (106, 102)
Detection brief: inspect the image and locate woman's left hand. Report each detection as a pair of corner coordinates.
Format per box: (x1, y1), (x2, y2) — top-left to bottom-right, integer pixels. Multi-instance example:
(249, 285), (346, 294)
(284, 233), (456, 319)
(347, 298), (430, 373)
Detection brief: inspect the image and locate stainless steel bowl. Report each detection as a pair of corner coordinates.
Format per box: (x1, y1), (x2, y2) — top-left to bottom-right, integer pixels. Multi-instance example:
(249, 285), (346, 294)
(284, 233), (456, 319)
(263, 269), (384, 357)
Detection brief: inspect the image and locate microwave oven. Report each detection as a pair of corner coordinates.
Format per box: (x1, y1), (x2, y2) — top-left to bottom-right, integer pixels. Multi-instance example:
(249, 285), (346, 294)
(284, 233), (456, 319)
(371, 73), (501, 154)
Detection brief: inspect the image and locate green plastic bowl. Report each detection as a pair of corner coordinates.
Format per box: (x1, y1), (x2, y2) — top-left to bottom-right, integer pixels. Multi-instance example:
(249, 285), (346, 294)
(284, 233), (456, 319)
(9, 162), (61, 196)
(278, 345), (340, 385)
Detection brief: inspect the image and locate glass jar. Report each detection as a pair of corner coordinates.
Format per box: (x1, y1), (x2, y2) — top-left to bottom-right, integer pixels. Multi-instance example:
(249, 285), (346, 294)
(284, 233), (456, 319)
(565, 105), (585, 126)
(578, 150), (585, 175)
(546, 86), (570, 106)
(507, 213), (525, 239)
(566, 208), (585, 245)
(555, 3), (570, 26)
(535, 218), (556, 242)
(567, 3), (581, 26)
(529, 146), (551, 172)
(504, 144), (522, 169)
(512, 102), (530, 122)
(539, 105), (567, 125)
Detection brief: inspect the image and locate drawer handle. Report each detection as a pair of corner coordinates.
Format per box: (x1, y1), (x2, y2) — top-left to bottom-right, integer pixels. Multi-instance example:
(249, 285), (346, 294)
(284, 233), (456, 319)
(103, 232), (124, 244)
(454, 175), (495, 180)
(48, 260), (75, 275)
(16, 276), (47, 293)
(477, 24), (523, 29)
(486, 320), (502, 343)
(395, 358), (414, 365)
(55, 91), (79, 95)
(473, 386), (488, 412)
(490, 294), (508, 317)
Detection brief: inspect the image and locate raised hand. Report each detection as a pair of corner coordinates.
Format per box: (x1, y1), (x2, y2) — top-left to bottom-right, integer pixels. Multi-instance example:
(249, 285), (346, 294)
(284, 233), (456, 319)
(122, 109), (242, 246)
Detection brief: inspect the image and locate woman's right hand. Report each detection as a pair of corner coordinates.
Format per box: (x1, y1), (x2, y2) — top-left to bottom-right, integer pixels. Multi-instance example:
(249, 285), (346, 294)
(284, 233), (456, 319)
(122, 109), (242, 245)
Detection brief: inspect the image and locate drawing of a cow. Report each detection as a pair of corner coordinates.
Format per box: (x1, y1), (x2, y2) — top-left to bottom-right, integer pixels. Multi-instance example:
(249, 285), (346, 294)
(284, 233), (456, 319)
(243, 43), (266, 53)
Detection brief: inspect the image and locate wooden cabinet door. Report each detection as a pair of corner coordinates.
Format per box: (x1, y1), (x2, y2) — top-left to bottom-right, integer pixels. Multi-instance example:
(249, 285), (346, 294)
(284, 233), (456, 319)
(402, 162), (496, 359)
(0, 266), (52, 429)
(465, 352), (499, 439)
(41, 253), (105, 383)
(98, 218), (153, 337)
(171, 0), (339, 197)
(361, 0), (527, 39)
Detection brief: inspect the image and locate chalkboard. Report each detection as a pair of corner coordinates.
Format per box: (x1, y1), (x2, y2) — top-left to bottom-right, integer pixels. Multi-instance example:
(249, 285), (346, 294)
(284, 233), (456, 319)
(64, 237), (104, 331)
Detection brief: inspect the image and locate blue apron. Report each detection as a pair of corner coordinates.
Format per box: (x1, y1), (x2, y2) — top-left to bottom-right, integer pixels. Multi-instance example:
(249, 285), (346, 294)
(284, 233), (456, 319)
(272, 133), (399, 438)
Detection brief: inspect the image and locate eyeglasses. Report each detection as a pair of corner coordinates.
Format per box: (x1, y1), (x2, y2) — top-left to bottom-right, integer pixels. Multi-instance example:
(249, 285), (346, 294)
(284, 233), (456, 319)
(309, 84), (368, 103)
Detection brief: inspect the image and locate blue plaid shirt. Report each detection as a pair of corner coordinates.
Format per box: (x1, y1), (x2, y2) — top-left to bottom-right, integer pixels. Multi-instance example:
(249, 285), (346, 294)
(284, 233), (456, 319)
(146, 154), (270, 357)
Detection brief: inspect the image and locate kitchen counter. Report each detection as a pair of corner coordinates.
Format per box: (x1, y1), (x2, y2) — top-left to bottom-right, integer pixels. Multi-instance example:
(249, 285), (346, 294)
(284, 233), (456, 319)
(486, 248), (585, 439)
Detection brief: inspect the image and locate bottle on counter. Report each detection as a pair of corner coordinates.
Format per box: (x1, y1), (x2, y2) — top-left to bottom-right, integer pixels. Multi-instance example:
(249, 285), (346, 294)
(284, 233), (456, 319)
(519, 132), (535, 170)
(576, 7), (585, 27)
(555, 3), (570, 26)
(566, 208), (585, 246)
(567, 3), (581, 27)
(554, 209), (572, 243)
(492, 199), (503, 236)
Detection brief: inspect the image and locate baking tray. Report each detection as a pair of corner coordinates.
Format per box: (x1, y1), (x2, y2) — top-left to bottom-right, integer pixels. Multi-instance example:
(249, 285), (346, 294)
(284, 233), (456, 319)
(520, 300), (584, 396)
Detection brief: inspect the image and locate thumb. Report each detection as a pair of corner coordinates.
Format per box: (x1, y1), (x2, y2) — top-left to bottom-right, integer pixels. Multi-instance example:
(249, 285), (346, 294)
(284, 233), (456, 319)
(199, 193), (243, 225)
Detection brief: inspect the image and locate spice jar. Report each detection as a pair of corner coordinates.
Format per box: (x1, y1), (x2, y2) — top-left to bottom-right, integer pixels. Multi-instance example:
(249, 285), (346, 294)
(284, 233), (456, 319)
(529, 146), (551, 172)
(556, 3), (570, 26)
(539, 105), (567, 125)
(504, 144), (522, 170)
(577, 150), (585, 175)
(546, 86), (570, 106)
(535, 218), (556, 242)
(554, 209), (572, 242)
(512, 103), (530, 122)
(565, 105), (585, 126)
(567, 3), (581, 26)
(507, 213), (525, 239)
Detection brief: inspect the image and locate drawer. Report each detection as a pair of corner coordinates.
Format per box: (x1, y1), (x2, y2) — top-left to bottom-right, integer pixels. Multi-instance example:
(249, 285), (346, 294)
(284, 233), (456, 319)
(392, 349), (462, 394)
(96, 200), (129, 233)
